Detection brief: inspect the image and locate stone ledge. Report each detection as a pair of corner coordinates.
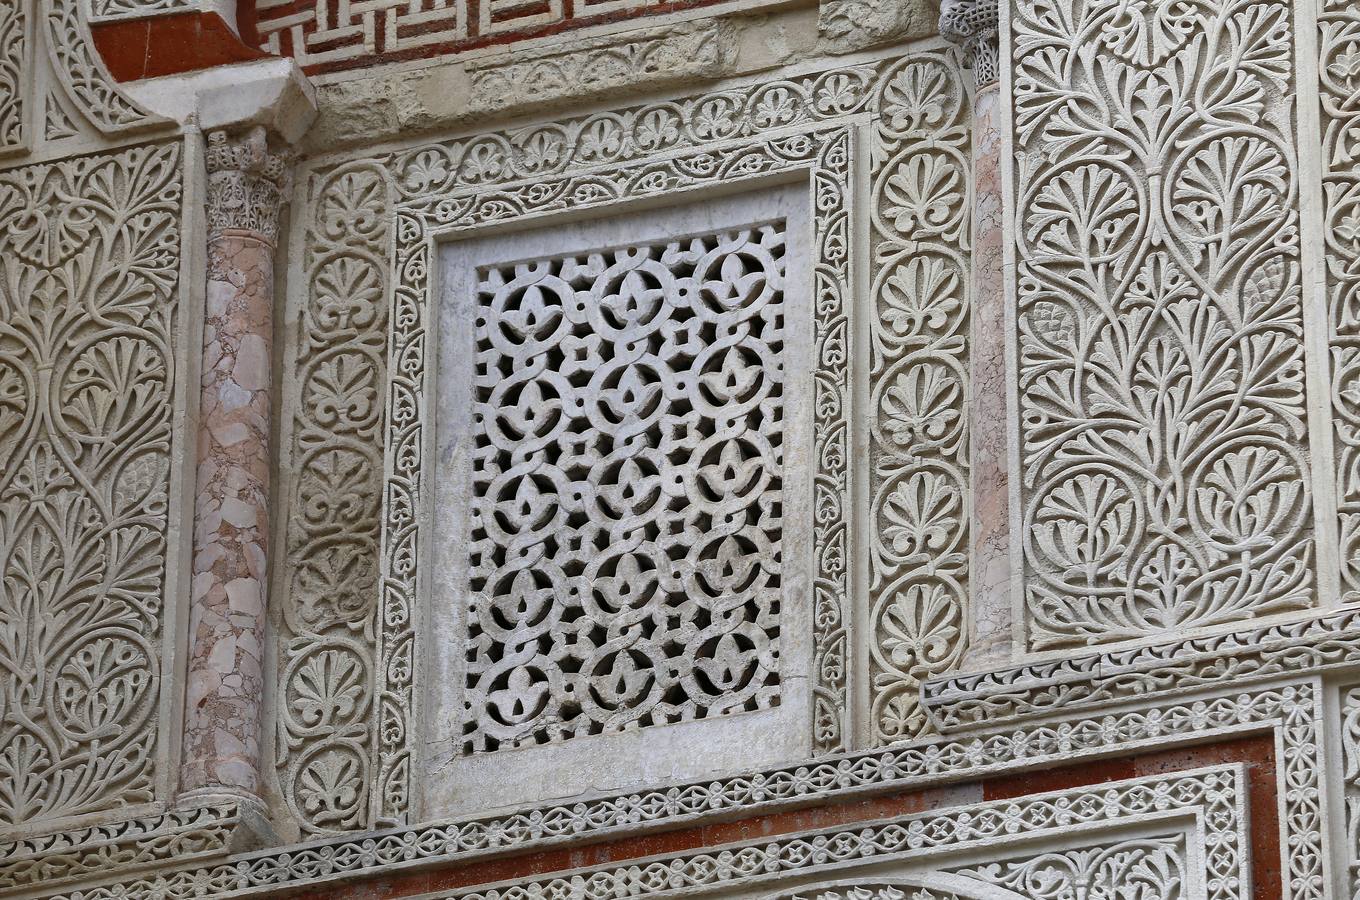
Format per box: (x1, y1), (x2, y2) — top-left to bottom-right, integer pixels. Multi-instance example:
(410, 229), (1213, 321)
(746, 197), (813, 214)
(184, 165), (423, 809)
(0, 802), (268, 897)
(922, 607), (1360, 731)
(32, 682), (1317, 900)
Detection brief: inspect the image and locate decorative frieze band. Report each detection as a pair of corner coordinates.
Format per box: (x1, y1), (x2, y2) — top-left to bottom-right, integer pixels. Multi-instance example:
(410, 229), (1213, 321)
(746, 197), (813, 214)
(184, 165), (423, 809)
(46, 680), (1321, 900)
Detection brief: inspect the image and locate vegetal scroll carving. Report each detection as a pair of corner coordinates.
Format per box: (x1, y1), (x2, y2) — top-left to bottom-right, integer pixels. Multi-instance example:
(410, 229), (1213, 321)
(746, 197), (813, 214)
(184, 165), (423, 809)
(1011, 0), (1315, 649)
(1322, 0), (1360, 595)
(0, 142), (182, 828)
(275, 164), (392, 835)
(867, 54), (971, 742)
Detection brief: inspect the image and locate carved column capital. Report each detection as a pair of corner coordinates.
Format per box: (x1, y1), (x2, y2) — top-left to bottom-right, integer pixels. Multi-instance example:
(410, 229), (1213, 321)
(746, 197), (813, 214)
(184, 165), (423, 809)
(205, 126), (291, 244)
(939, 0), (999, 90)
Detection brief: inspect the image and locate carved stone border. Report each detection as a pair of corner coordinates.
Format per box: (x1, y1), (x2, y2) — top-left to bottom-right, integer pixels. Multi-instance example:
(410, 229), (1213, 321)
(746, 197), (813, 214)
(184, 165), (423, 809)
(381, 124), (856, 822)
(48, 679), (1323, 900)
(921, 606), (1360, 729)
(426, 765), (1249, 900)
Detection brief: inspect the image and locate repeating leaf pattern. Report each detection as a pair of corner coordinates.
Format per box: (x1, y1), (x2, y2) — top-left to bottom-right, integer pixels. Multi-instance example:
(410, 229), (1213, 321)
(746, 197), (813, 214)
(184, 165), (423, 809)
(0, 142), (181, 827)
(867, 54), (971, 743)
(1012, 0), (1316, 649)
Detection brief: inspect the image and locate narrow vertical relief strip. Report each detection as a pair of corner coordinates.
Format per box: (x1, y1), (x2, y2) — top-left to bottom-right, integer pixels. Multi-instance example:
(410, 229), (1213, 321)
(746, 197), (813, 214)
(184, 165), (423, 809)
(274, 162), (392, 835)
(1320, 0), (1360, 597)
(0, 0), (28, 155)
(865, 53), (972, 744)
(811, 130), (855, 755)
(1342, 684), (1360, 900)
(379, 201), (427, 823)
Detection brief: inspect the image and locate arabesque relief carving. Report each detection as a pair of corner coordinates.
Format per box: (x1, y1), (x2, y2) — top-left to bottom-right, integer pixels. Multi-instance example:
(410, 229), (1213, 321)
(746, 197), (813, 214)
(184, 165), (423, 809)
(0, 141), (183, 828)
(1010, 0), (1317, 649)
(867, 53), (971, 743)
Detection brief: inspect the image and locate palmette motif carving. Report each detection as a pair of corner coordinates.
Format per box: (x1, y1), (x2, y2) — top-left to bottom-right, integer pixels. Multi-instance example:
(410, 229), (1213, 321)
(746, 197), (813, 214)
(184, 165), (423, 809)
(275, 163), (392, 835)
(0, 142), (182, 828)
(0, 0), (25, 154)
(867, 54), (971, 743)
(1011, 0), (1316, 649)
(947, 836), (1187, 900)
(462, 227), (788, 753)
(1322, 0), (1360, 594)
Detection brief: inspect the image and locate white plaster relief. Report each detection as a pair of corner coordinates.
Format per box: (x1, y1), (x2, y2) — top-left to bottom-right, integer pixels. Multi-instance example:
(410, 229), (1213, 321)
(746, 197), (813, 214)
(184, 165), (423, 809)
(41, 0), (165, 134)
(0, 0), (27, 155)
(1008, 0), (1319, 651)
(1321, 0), (1360, 596)
(866, 53), (972, 744)
(0, 141), (184, 831)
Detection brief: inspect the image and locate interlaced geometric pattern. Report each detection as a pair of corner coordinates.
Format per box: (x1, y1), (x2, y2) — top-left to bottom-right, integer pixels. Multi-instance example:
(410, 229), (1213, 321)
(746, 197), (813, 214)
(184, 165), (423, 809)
(247, 0), (730, 74)
(462, 223), (788, 755)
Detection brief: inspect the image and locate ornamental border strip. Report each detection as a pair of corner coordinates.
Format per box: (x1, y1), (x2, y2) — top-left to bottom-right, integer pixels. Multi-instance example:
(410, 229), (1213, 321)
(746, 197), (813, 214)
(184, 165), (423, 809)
(39, 680), (1324, 900)
(921, 607), (1360, 730)
(420, 765), (1250, 900)
(378, 123), (857, 824)
(0, 805), (238, 894)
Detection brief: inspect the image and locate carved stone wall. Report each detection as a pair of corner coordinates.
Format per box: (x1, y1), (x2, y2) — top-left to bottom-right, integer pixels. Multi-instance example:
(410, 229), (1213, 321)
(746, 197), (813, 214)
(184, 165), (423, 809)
(0, 139), (184, 830)
(1007, 0), (1323, 651)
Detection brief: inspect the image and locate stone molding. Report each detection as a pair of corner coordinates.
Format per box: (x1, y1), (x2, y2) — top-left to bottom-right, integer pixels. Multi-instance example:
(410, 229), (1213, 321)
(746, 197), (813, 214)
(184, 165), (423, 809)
(0, 805), (239, 896)
(424, 766), (1249, 900)
(922, 606), (1360, 730)
(40, 679), (1320, 900)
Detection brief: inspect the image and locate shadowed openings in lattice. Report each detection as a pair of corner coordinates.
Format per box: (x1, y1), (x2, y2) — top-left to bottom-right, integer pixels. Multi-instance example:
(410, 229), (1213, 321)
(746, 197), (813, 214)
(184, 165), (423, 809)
(462, 221), (789, 755)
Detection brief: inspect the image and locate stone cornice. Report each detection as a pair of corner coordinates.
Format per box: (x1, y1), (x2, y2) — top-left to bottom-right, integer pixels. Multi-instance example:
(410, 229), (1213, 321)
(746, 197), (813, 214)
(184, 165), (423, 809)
(922, 607), (1360, 730)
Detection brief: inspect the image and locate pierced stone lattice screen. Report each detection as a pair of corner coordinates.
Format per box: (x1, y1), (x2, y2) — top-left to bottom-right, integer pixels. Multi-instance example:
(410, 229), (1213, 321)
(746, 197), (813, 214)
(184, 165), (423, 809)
(426, 184), (813, 814)
(460, 223), (789, 754)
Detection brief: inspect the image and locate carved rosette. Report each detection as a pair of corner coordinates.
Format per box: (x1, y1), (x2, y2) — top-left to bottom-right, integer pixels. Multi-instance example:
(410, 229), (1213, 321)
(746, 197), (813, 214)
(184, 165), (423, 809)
(938, 0), (998, 90)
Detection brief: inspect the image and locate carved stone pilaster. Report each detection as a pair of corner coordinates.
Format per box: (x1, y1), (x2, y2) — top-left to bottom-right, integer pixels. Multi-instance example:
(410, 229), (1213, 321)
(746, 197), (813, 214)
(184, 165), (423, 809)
(938, 0), (999, 89)
(180, 127), (291, 813)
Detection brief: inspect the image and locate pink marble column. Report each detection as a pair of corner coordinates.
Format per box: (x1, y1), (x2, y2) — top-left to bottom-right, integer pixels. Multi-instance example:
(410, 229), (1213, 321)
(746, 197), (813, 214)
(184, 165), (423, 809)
(180, 127), (289, 810)
(940, 1), (1011, 670)
(965, 82), (1011, 668)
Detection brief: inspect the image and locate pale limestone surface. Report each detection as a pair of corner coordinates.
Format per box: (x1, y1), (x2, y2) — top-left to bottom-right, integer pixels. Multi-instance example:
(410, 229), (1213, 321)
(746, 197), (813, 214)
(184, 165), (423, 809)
(424, 184), (814, 815)
(7, 2), (1360, 900)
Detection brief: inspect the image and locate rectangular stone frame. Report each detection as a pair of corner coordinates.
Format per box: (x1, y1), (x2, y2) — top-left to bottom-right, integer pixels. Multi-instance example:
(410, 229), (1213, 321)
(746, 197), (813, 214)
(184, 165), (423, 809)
(278, 44), (981, 834)
(423, 182), (817, 814)
(384, 125), (855, 823)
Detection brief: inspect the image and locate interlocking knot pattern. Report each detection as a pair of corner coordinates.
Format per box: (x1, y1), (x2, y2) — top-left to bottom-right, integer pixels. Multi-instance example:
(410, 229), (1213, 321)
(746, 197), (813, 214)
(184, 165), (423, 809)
(462, 224), (789, 754)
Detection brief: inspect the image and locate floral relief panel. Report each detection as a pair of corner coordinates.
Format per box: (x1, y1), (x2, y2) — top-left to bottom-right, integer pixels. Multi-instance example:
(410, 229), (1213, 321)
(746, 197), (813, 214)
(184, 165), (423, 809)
(0, 141), (184, 828)
(1010, 0), (1319, 650)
